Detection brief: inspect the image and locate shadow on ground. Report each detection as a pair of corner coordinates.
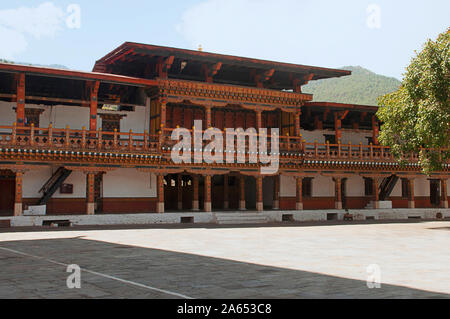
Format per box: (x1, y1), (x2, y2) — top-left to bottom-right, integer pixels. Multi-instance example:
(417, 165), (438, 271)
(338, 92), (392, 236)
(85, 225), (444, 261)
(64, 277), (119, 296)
(0, 237), (448, 299)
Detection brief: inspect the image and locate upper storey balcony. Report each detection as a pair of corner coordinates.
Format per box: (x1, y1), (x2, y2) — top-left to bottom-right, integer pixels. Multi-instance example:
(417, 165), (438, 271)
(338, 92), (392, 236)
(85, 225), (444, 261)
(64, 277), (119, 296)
(1, 123), (448, 174)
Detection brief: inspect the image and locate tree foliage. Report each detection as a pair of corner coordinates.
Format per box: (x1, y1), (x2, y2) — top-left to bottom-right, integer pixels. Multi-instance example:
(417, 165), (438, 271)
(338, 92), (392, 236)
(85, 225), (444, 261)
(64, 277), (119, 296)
(377, 29), (450, 174)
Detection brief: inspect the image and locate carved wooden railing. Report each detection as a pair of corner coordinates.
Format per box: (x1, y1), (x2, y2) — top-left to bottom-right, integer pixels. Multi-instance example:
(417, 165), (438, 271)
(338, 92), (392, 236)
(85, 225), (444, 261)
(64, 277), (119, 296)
(159, 128), (432, 164)
(0, 124), (160, 153)
(0, 124), (445, 166)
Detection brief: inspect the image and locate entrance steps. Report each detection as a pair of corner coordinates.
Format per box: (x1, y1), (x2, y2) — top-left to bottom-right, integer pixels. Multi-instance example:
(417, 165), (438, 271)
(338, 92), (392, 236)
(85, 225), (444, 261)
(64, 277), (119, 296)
(214, 212), (269, 225)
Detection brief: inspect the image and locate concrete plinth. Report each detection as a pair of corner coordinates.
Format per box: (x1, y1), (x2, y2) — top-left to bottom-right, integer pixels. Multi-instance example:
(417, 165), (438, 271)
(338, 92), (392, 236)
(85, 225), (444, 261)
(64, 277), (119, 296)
(296, 202), (303, 210)
(156, 202), (165, 214)
(14, 203), (22, 217)
(239, 200), (246, 211)
(192, 200), (199, 211)
(335, 202), (342, 210)
(178, 202), (183, 210)
(256, 202), (263, 212)
(273, 200), (279, 210)
(224, 201), (229, 210)
(408, 201), (415, 209)
(87, 203), (95, 216)
(204, 202), (212, 212)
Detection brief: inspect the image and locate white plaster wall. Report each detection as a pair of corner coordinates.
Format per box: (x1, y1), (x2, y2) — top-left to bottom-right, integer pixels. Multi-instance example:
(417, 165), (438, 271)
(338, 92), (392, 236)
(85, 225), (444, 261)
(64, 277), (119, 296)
(300, 129), (372, 145)
(103, 169), (156, 198)
(312, 175), (334, 197)
(414, 176), (430, 197)
(346, 175), (365, 197)
(280, 175), (296, 197)
(281, 174), (335, 197)
(0, 100), (148, 133)
(0, 101), (16, 130)
(23, 167), (86, 199)
(390, 179), (402, 197)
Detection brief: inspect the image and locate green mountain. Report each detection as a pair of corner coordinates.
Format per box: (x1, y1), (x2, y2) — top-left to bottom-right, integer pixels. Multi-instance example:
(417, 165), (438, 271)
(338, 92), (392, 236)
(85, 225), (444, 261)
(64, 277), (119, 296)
(302, 66), (401, 106)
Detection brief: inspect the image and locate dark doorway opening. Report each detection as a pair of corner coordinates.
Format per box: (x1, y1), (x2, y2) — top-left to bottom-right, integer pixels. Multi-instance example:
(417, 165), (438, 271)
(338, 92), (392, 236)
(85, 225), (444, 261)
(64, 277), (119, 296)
(0, 170), (15, 216)
(430, 180), (441, 207)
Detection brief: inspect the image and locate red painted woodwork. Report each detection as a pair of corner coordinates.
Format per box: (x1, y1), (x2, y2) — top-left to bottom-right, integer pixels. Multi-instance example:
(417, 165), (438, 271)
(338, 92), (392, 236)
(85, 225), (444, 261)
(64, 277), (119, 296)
(225, 112), (234, 129)
(16, 73), (25, 125)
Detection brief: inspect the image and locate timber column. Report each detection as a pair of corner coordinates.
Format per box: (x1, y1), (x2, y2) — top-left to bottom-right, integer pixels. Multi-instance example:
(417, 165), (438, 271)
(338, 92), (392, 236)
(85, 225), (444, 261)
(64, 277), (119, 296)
(296, 177), (303, 210)
(273, 175), (280, 210)
(223, 175), (229, 209)
(16, 73), (25, 126)
(156, 174), (165, 213)
(372, 177), (380, 209)
(205, 106), (212, 128)
(192, 175), (199, 211)
(256, 176), (263, 212)
(334, 177), (342, 210)
(89, 81), (99, 131)
(14, 170), (24, 216)
(407, 178), (415, 209)
(256, 110), (262, 130)
(86, 172), (95, 215)
(441, 179), (448, 209)
(204, 175), (212, 212)
(239, 176), (246, 210)
(295, 111), (301, 136)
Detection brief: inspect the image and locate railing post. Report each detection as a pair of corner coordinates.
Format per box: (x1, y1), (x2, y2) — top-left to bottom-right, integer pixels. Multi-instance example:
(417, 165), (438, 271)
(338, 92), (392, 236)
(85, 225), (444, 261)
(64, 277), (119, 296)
(12, 122), (17, 145)
(48, 124), (53, 147)
(113, 129), (118, 150)
(359, 142), (363, 159)
(81, 126), (86, 149)
(144, 130), (149, 151)
(370, 143), (374, 160)
(348, 142), (352, 159)
(65, 125), (70, 148)
(97, 128), (102, 151)
(314, 140), (318, 157)
(325, 141), (330, 159)
(381, 145), (385, 159)
(30, 123), (35, 147)
(129, 129), (133, 151)
(338, 141), (342, 158)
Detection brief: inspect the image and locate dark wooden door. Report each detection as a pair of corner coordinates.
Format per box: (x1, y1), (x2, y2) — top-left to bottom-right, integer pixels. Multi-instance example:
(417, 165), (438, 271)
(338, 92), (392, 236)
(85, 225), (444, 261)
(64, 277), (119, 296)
(430, 180), (440, 207)
(341, 178), (348, 209)
(0, 179), (15, 215)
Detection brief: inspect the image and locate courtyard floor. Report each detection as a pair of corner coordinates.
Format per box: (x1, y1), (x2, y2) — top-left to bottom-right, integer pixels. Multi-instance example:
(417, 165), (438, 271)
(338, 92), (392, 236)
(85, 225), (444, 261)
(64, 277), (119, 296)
(0, 220), (449, 299)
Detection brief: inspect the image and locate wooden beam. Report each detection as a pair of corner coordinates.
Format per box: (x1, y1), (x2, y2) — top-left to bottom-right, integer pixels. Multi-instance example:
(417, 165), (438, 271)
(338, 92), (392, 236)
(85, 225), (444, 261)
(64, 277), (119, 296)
(16, 73), (25, 125)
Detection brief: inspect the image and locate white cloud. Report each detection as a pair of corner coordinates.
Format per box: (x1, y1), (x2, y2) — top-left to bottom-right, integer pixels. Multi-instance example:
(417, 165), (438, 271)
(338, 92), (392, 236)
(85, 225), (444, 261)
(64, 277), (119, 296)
(0, 26), (27, 59)
(0, 2), (65, 59)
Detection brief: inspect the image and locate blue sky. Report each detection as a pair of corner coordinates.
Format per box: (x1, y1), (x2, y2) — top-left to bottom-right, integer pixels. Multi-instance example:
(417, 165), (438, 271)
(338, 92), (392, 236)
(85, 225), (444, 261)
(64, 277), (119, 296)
(0, 0), (448, 80)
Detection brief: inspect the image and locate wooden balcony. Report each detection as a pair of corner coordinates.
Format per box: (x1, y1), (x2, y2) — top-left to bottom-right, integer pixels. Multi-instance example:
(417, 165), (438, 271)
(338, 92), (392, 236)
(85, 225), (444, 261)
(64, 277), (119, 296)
(0, 124), (446, 169)
(0, 125), (160, 153)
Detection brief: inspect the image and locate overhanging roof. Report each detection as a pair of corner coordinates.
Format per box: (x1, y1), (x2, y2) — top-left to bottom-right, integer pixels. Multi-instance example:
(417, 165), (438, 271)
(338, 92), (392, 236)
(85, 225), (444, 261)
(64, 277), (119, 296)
(93, 42), (351, 89)
(0, 62), (157, 87)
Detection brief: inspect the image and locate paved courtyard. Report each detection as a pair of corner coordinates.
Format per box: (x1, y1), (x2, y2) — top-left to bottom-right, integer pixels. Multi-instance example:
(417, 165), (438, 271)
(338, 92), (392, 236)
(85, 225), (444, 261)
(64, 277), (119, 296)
(0, 220), (449, 298)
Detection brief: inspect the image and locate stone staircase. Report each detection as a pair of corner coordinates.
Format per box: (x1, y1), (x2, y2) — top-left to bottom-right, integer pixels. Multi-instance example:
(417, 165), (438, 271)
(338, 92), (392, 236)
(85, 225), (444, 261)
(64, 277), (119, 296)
(214, 212), (269, 225)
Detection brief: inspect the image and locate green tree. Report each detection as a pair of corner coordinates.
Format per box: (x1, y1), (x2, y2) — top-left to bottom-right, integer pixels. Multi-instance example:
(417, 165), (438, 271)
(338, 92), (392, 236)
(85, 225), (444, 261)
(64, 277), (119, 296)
(377, 29), (449, 174)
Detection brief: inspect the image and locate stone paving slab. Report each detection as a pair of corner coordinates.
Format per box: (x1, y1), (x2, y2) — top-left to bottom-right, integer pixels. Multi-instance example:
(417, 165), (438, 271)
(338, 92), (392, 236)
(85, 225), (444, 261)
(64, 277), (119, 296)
(0, 221), (449, 298)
